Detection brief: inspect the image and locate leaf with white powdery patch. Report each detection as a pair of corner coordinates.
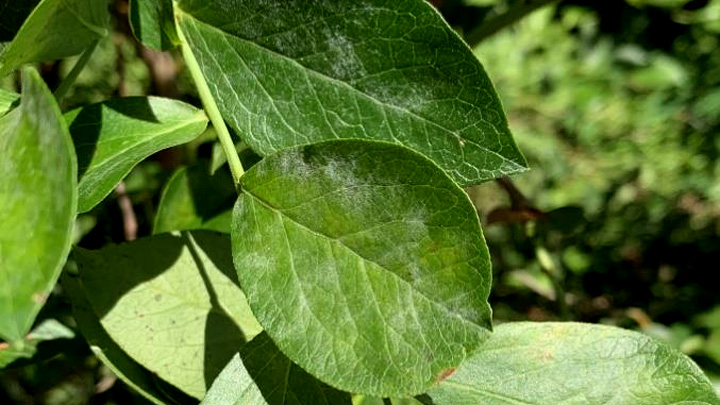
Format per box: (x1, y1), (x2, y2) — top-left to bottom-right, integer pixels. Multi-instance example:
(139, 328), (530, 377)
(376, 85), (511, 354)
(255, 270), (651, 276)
(426, 322), (720, 405)
(175, 0), (527, 186)
(232, 140), (493, 396)
(73, 231), (263, 399)
(65, 96), (208, 212)
(0, 68), (76, 342)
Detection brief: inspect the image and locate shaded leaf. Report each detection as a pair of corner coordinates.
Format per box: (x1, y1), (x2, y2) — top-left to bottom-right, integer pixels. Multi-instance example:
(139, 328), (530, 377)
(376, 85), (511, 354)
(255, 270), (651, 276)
(129, 0), (177, 51)
(154, 162), (236, 234)
(65, 96), (208, 212)
(73, 231), (262, 399)
(426, 322), (720, 405)
(62, 272), (196, 405)
(175, 0), (527, 186)
(232, 140), (492, 396)
(0, 0), (109, 76)
(201, 333), (351, 405)
(0, 68), (76, 341)
(0, 319), (74, 369)
(0, 88), (18, 115)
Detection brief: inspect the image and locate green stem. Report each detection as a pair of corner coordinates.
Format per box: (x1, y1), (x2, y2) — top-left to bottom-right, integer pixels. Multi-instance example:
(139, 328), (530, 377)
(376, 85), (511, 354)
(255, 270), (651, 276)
(175, 9), (245, 188)
(53, 40), (99, 103)
(466, 0), (560, 47)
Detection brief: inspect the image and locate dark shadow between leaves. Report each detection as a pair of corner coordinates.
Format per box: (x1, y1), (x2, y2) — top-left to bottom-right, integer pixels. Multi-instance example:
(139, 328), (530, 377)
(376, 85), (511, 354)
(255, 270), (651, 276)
(187, 162), (237, 222)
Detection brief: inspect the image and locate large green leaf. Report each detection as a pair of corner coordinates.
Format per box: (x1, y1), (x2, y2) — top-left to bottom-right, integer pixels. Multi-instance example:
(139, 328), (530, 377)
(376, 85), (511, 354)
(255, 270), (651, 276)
(0, 88), (18, 115)
(129, 0), (177, 51)
(426, 322), (720, 405)
(73, 231), (263, 399)
(0, 0), (109, 76)
(62, 272), (195, 405)
(0, 68), (76, 341)
(201, 332), (352, 405)
(175, 0), (527, 186)
(232, 140), (493, 396)
(154, 162), (236, 234)
(65, 96), (209, 212)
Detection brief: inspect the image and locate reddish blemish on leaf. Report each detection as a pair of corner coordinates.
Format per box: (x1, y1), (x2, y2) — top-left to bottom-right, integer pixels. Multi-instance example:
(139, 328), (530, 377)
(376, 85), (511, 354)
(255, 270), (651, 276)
(0, 342), (9, 350)
(438, 367), (456, 382)
(33, 292), (49, 304)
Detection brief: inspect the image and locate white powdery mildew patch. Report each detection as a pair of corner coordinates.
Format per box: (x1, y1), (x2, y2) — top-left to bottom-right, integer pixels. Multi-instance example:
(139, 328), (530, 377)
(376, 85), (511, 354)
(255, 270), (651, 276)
(324, 30), (367, 81)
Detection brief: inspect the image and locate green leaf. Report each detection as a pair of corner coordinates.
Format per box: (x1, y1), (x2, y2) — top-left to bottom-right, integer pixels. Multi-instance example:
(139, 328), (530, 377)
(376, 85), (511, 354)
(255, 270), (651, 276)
(201, 332), (352, 405)
(426, 322), (720, 405)
(154, 162), (236, 234)
(0, 68), (77, 341)
(0, 0), (109, 76)
(129, 0), (178, 51)
(232, 140), (493, 396)
(175, 0), (527, 186)
(73, 231), (263, 399)
(0, 88), (18, 115)
(0, 319), (74, 369)
(62, 272), (196, 405)
(65, 96), (209, 213)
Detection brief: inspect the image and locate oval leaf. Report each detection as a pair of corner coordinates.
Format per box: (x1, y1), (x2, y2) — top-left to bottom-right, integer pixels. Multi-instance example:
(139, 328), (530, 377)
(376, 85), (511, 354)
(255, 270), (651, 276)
(154, 162), (236, 234)
(0, 0), (109, 76)
(73, 231), (263, 399)
(175, 0), (527, 186)
(0, 68), (77, 341)
(201, 333), (351, 405)
(426, 322), (720, 405)
(65, 96), (209, 212)
(232, 140), (493, 396)
(129, 0), (178, 51)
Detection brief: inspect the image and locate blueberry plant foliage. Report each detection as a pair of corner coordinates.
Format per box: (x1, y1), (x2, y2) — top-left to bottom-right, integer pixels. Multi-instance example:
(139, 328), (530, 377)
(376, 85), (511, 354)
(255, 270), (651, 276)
(1, 0), (718, 404)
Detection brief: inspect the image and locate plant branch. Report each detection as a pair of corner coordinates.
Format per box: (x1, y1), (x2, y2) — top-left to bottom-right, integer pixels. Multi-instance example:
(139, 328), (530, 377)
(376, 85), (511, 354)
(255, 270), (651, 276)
(466, 0), (560, 47)
(174, 9), (245, 188)
(53, 40), (99, 103)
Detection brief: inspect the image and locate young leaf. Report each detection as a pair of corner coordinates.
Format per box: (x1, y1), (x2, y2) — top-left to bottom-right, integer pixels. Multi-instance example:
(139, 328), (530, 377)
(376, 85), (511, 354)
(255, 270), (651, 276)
(63, 272), (196, 405)
(232, 140), (493, 396)
(174, 0), (527, 186)
(0, 319), (74, 369)
(129, 0), (178, 51)
(426, 322), (720, 405)
(154, 162), (236, 234)
(65, 96), (209, 212)
(73, 231), (263, 399)
(0, 88), (18, 115)
(0, 68), (77, 342)
(0, 0), (109, 76)
(201, 333), (352, 405)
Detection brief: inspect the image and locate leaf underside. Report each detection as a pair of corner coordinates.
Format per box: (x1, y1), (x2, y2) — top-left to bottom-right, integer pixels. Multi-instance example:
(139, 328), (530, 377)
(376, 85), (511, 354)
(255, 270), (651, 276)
(232, 140), (493, 396)
(0, 69), (76, 341)
(175, 0), (527, 186)
(426, 322), (720, 405)
(129, 0), (177, 51)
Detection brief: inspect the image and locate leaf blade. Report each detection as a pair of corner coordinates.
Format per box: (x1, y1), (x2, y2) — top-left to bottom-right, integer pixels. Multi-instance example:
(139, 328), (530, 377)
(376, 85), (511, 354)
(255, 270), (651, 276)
(426, 322), (720, 405)
(232, 140), (493, 396)
(129, 0), (178, 51)
(0, 68), (77, 341)
(175, 0), (527, 186)
(65, 96), (209, 212)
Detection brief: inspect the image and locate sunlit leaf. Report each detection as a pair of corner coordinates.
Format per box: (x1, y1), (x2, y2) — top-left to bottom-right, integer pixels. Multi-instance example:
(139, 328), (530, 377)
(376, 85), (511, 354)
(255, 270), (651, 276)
(0, 68), (76, 341)
(426, 322), (720, 405)
(175, 0), (527, 186)
(232, 140), (492, 396)
(65, 96), (208, 212)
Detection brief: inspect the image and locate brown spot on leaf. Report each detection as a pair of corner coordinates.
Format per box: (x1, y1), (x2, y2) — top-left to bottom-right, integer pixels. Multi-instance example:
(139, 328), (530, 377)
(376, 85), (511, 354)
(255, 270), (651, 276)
(33, 292), (49, 304)
(438, 367), (456, 382)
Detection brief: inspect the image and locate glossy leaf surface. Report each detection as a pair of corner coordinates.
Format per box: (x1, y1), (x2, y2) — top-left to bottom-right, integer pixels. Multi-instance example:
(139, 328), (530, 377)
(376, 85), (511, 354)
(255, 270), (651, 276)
(73, 231), (263, 399)
(201, 333), (351, 405)
(175, 0), (527, 186)
(426, 322), (720, 405)
(0, 69), (76, 341)
(0, 0), (109, 76)
(129, 0), (177, 51)
(65, 96), (208, 212)
(154, 162), (236, 234)
(232, 140), (493, 396)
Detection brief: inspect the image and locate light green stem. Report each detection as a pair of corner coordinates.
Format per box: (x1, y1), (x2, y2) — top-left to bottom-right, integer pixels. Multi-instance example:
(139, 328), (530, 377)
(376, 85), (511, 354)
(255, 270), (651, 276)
(175, 9), (245, 187)
(54, 40), (99, 103)
(466, 0), (560, 47)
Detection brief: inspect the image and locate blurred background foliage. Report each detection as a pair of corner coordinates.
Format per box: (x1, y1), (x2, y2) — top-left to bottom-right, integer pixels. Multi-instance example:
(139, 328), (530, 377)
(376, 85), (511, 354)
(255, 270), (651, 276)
(1, 0), (719, 402)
